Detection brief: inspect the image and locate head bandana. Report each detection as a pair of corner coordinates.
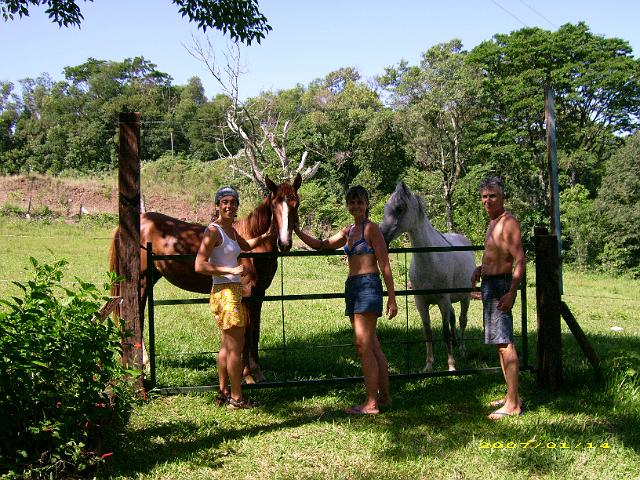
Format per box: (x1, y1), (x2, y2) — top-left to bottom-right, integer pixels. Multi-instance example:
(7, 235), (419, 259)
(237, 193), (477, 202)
(215, 186), (240, 205)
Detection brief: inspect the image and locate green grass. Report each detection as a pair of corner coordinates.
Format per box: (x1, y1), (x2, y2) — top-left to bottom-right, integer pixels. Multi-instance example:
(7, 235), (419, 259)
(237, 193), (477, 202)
(1, 216), (639, 479)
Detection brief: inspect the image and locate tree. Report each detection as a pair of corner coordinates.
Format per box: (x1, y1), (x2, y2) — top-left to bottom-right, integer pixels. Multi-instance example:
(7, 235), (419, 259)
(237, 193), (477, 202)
(301, 68), (392, 195)
(597, 132), (640, 272)
(468, 22), (640, 220)
(0, 82), (18, 154)
(559, 184), (605, 267)
(0, 57), (183, 174)
(1, 0), (271, 44)
(189, 40), (319, 189)
(379, 40), (483, 230)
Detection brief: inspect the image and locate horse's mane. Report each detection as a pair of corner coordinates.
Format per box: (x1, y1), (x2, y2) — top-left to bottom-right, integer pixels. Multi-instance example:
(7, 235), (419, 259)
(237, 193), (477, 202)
(412, 192), (425, 217)
(236, 194), (272, 238)
(394, 182), (425, 217)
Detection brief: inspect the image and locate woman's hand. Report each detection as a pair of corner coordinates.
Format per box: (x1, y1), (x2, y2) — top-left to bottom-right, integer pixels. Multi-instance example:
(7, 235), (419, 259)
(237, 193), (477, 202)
(386, 297), (398, 319)
(230, 265), (248, 277)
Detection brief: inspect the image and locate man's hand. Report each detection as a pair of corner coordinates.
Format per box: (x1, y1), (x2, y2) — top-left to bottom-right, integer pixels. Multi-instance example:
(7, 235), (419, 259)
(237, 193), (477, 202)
(497, 290), (516, 311)
(470, 266), (482, 300)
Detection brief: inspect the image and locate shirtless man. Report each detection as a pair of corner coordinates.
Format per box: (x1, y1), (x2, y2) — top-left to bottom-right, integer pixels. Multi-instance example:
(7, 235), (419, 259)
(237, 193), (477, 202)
(471, 176), (525, 419)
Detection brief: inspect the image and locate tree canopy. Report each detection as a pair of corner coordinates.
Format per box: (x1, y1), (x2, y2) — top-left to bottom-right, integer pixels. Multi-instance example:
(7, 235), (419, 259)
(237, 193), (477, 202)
(1, 22), (638, 273)
(1, 0), (271, 44)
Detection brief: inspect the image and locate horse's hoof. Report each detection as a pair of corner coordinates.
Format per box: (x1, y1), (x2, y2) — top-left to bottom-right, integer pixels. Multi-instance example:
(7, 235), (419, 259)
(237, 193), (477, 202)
(423, 364), (433, 372)
(448, 365), (457, 372)
(243, 374), (256, 385)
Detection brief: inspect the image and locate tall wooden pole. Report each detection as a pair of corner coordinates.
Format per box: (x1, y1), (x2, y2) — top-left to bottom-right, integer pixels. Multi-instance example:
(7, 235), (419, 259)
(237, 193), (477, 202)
(534, 226), (563, 390)
(545, 87), (563, 294)
(118, 112), (142, 380)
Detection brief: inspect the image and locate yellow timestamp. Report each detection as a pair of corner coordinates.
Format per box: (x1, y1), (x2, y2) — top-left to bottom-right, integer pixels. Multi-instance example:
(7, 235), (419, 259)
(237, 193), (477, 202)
(479, 441), (611, 449)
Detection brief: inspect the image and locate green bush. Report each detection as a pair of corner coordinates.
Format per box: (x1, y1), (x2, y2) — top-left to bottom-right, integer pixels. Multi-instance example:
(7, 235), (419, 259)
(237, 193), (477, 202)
(0, 203), (58, 220)
(0, 258), (136, 478)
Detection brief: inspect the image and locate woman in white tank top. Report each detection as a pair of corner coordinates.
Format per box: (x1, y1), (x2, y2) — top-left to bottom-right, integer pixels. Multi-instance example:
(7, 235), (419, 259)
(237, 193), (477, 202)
(195, 186), (272, 410)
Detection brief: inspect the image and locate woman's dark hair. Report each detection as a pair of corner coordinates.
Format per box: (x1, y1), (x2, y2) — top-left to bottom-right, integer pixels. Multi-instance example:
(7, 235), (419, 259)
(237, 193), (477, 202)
(345, 185), (370, 217)
(211, 185), (240, 221)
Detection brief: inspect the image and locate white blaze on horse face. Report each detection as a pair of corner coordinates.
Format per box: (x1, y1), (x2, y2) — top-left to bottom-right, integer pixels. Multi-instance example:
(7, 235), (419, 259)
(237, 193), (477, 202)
(279, 200), (289, 247)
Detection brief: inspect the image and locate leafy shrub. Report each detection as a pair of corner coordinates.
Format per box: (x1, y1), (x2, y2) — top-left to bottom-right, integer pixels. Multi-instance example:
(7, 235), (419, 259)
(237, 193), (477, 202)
(560, 184), (606, 268)
(607, 352), (640, 403)
(140, 154), (229, 204)
(0, 258), (136, 478)
(77, 212), (119, 228)
(297, 180), (350, 231)
(0, 203), (58, 220)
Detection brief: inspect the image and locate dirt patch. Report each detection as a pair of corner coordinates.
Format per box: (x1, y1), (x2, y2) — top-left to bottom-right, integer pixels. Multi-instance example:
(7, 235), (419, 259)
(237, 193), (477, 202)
(0, 175), (216, 223)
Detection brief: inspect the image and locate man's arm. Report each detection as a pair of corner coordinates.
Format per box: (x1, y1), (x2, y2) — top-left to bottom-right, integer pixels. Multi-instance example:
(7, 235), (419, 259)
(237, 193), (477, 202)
(498, 217), (526, 311)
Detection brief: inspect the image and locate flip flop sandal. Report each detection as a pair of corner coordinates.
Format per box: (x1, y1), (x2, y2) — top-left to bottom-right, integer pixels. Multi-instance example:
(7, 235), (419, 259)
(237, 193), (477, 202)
(215, 390), (230, 407)
(344, 405), (379, 415)
(488, 408), (524, 420)
(227, 396), (258, 410)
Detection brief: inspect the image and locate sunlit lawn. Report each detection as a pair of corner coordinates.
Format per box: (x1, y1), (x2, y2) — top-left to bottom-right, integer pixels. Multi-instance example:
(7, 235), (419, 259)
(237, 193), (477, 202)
(1, 216), (639, 479)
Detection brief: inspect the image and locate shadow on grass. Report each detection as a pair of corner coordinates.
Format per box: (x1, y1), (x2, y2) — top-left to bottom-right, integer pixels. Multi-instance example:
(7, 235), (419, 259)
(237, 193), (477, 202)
(100, 326), (639, 478)
(97, 358), (638, 479)
(154, 325), (516, 387)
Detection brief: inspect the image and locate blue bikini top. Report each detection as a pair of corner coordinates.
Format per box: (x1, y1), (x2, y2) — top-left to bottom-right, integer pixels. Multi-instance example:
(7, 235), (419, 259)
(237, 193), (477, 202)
(344, 221), (376, 257)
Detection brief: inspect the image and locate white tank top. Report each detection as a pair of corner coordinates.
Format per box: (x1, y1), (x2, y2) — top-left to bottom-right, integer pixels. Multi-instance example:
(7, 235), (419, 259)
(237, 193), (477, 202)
(208, 223), (242, 285)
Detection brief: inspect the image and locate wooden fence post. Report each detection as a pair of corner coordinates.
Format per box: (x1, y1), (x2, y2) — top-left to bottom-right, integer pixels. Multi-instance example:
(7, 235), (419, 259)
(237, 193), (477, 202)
(118, 112), (142, 382)
(534, 226), (563, 390)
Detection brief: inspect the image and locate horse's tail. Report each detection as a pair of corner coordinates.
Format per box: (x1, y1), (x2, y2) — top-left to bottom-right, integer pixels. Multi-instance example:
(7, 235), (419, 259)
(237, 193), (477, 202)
(108, 226), (122, 317)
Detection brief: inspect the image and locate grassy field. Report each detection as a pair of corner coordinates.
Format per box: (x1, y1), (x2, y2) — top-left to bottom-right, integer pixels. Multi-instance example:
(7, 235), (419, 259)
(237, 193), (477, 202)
(1, 216), (639, 479)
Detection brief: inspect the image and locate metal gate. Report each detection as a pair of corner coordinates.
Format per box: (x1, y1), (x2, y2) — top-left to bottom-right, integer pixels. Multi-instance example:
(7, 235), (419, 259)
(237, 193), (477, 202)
(145, 244), (530, 394)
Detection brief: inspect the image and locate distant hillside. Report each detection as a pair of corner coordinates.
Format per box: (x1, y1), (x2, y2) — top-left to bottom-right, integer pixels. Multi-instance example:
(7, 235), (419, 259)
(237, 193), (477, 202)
(0, 174), (217, 223)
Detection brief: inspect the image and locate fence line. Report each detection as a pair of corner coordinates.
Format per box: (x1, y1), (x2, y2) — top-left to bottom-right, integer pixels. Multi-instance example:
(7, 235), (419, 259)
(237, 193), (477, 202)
(147, 244), (531, 394)
(0, 234), (113, 240)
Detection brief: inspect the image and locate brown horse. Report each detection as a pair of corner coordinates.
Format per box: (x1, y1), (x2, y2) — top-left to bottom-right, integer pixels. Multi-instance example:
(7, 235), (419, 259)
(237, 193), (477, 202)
(110, 174), (302, 383)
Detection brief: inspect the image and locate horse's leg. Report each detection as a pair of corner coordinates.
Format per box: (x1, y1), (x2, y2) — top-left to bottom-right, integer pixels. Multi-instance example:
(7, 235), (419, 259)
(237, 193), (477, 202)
(415, 295), (434, 371)
(438, 299), (457, 371)
(459, 296), (470, 358)
(243, 299), (265, 384)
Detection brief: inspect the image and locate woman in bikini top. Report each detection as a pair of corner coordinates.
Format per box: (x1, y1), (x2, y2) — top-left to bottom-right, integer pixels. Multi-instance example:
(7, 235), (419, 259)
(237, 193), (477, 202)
(344, 220), (376, 257)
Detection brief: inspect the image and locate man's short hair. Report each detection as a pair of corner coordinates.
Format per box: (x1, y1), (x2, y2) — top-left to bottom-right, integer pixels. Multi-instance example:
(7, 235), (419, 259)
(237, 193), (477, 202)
(479, 176), (505, 196)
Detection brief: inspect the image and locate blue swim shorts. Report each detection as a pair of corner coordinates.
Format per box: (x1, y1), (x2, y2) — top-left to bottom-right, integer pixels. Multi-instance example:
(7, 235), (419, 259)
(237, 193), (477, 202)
(344, 273), (383, 317)
(481, 274), (514, 345)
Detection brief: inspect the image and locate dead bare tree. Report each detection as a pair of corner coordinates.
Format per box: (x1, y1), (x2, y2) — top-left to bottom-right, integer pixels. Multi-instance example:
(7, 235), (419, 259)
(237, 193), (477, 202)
(187, 38), (320, 190)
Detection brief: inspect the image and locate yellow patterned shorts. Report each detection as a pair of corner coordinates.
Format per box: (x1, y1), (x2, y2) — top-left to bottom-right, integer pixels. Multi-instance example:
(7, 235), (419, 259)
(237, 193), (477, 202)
(209, 283), (248, 330)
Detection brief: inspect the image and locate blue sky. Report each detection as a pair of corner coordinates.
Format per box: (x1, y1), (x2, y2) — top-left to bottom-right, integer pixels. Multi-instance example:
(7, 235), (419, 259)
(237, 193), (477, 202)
(2, 0), (639, 100)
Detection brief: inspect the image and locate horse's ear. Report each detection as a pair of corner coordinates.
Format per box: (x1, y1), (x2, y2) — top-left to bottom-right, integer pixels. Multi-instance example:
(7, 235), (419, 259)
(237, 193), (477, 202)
(399, 182), (409, 194)
(416, 194), (425, 215)
(265, 176), (278, 194)
(293, 173), (302, 191)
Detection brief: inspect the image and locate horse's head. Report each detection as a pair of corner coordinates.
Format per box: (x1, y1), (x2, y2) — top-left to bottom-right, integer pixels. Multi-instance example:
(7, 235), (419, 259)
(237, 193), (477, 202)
(379, 182), (424, 244)
(265, 173), (302, 252)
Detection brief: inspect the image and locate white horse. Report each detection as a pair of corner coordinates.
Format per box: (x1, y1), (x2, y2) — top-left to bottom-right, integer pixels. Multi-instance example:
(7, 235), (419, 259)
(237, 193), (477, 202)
(380, 182), (475, 371)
